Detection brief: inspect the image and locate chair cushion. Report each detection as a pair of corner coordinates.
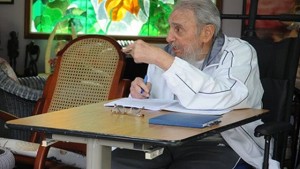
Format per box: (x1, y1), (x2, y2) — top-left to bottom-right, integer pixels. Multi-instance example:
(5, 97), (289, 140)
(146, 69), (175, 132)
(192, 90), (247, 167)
(0, 137), (86, 168)
(0, 57), (19, 83)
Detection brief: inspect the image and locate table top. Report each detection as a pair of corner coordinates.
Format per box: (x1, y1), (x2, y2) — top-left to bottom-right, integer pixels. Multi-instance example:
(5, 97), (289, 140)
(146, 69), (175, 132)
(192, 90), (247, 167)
(6, 101), (268, 146)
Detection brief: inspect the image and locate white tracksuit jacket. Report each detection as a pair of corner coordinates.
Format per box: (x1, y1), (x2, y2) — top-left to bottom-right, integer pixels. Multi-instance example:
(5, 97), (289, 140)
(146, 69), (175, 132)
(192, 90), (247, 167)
(145, 34), (280, 169)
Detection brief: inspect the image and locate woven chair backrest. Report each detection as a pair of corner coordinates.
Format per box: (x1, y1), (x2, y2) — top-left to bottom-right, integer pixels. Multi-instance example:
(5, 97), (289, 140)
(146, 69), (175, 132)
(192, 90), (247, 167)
(47, 35), (124, 112)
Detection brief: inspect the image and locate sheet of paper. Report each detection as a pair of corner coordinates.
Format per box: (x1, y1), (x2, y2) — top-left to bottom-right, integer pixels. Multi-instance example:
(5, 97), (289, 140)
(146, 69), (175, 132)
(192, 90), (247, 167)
(104, 98), (229, 115)
(104, 98), (177, 111)
(162, 102), (229, 115)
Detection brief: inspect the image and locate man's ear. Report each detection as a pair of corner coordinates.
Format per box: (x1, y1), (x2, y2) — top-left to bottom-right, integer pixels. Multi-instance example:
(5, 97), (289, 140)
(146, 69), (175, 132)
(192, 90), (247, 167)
(200, 24), (215, 43)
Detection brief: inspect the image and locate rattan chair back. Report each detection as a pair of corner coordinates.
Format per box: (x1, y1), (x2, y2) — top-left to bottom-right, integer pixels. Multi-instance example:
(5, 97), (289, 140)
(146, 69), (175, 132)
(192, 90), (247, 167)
(43, 35), (128, 112)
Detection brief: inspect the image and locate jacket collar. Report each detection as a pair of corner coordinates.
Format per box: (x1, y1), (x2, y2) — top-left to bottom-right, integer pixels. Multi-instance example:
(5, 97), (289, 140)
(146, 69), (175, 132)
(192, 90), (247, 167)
(201, 32), (225, 70)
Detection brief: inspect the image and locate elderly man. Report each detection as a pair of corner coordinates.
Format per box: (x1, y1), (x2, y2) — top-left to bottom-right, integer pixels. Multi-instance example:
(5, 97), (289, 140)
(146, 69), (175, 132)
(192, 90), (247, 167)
(114, 0), (279, 168)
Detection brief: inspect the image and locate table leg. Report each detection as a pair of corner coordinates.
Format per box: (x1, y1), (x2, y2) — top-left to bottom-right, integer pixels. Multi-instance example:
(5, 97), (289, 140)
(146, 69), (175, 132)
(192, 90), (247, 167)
(86, 138), (111, 169)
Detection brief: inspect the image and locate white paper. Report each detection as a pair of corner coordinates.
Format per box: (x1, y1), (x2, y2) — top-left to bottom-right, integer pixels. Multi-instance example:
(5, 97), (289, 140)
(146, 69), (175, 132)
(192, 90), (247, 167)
(104, 98), (229, 115)
(104, 98), (177, 111)
(162, 102), (229, 115)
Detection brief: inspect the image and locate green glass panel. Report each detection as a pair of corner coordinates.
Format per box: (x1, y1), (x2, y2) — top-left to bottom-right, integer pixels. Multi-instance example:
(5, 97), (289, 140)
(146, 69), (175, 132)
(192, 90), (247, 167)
(30, 0), (175, 37)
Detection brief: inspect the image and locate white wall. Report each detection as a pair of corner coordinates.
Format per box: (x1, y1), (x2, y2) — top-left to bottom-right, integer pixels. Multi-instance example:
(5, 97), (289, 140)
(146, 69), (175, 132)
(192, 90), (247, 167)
(0, 1), (47, 75)
(222, 0), (244, 37)
(0, 0), (243, 76)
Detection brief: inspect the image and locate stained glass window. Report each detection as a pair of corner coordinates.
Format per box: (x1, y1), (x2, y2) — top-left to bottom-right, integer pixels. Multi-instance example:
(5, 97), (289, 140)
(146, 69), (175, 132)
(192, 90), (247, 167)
(26, 0), (220, 41)
(29, 0), (175, 38)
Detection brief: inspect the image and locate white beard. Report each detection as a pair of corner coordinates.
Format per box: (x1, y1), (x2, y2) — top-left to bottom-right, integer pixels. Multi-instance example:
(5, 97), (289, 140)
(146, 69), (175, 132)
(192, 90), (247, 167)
(181, 44), (202, 67)
(170, 37), (203, 68)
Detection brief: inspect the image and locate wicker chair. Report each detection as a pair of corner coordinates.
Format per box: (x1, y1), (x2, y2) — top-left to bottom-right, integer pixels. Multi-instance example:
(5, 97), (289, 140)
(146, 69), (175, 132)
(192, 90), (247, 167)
(0, 68), (46, 141)
(8, 35), (131, 169)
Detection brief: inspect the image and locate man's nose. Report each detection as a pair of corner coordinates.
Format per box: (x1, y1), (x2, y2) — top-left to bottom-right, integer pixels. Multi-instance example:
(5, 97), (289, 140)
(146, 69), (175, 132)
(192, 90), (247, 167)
(166, 31), (175, 43)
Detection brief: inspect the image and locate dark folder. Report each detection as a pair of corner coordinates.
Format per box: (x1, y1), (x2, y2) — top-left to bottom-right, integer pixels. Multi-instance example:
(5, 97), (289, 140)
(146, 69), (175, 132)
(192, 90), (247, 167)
(149, 113), (221, 128)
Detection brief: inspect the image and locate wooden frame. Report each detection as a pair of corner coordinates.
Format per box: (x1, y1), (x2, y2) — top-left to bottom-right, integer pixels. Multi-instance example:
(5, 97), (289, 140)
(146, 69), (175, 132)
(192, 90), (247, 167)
(0, 0), (13, 4)
(242, 0), (296, 41)
(24, 0), (222, 43)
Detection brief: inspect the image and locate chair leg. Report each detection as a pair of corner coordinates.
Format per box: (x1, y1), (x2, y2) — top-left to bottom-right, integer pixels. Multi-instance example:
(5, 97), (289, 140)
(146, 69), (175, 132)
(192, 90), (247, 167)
(293, 104), (300, 169)
(34, 145), (50, 169)
(295, 131), (300, 169)
(263, 135), (271, 169)
(290, 90), (300, 169)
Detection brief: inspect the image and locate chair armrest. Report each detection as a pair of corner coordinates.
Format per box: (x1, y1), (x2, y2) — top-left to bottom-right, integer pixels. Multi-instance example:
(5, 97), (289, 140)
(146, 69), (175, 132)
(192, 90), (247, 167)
(0, 71), (43, 101)
(0, 110), (18, 140)
(117, 79), (131, 98)
(18, 76), (46, 90)
(0, 110), (17, 121)
(254, 122), (292, 137)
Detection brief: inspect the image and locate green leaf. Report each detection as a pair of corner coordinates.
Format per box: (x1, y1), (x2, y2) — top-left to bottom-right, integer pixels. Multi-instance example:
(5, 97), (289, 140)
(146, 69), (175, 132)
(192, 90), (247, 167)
(139, 0), (174, 36)
(138, 0), (147, 17)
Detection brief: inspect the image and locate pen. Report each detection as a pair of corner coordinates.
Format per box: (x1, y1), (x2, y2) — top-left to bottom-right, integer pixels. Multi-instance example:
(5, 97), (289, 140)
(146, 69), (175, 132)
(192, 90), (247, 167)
(141, 75), (148, 94)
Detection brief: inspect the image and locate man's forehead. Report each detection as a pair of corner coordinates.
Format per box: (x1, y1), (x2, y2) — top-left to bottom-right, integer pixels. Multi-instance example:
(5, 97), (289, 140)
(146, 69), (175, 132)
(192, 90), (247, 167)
(169, 9), (196, 26)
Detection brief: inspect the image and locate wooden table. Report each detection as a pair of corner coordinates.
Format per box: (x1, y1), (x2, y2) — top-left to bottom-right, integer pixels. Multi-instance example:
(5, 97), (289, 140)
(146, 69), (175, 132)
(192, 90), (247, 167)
(6, 101), (268, 169)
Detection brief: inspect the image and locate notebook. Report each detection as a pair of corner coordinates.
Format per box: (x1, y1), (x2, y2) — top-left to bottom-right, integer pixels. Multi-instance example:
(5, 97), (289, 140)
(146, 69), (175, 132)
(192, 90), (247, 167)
(149, 113), (221, 128)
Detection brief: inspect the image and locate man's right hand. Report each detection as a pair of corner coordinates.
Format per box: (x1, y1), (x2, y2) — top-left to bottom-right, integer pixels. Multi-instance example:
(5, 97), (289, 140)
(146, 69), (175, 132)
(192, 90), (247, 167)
(130, 77), (151, 99)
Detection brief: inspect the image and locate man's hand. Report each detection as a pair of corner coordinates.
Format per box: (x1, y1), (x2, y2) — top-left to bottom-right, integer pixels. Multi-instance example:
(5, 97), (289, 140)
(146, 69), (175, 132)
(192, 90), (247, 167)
(122, 40), (174, 71)
(130, 77), (151, 99)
